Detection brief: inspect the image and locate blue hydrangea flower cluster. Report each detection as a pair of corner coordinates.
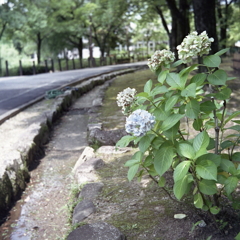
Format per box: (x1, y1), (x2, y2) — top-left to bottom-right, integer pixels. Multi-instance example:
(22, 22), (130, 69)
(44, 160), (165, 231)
(125, 109), (155, 137)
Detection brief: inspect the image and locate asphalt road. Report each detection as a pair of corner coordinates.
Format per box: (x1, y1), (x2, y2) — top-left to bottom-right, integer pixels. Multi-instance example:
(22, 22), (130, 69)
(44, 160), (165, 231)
(0, 61), (147, 123)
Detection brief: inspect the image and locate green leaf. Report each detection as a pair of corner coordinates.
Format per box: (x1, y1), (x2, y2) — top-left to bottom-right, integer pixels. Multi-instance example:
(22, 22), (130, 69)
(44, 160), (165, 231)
(127, 164), (139, 181)
(163, 122), (180, 142)
(166, 72), (183, 89)
(220, 158), (236, 173)
(225, 176), (238, 196)
(116, 135), (135, 147)
(181, 83), (196, 98)
(153, 105), (170, 121)
(125, 159), (140, 167)
(193, 118), (203, 131)
(165, 95), (179, 111)
(200, 101), (216, 113)
(158, 70), (168, 84)
(234, 232), (240, 240)
(228, 125), (240, 131)
(197, 153), (221, 167)
(173, 175), (189, 200)
(160, 114), (184, 131)
(177, 143), (196, 159)
(203, 55), (221, 68)
(144, 79), (153, 93)
(214, 48), (229, 56)
(207, 69), (227, 85)
(214, 87), (231, 100)
(199, 179), (217, 195)
(154, 142), (175, 176)
(139, 135), (151, 153)
(210, 206), (220, 215)
(151, 85), (168, 96)
(158, 176), (166, 187)
(194, 193), (203, 209)
(232, 152), (240, 162)
(196, 160), (217, 181)
(220, 140), (234, 150)
(171, 59), (183, 68)
(190, 73), (207, 86)
(173, 161), (191, 182)
(224, 111), (240, 125)
(185, 99), (200, 119)
(193, 131), (210, 158)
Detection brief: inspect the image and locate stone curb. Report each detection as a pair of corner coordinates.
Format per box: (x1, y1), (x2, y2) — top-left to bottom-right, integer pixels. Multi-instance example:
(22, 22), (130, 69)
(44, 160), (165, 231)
(0, 67), (143, 222)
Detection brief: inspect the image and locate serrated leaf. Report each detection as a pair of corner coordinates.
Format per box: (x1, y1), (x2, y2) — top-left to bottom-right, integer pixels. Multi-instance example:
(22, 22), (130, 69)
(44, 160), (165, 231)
(214, 48), (229, 56)
(193, 118), (203, 131)
(194, 193), (203, 209)
(173, 175), (189, 200)
(127, 164), (139, 181)
(190, 73), (207, 86)
(160, 114), (183, 131)
(200, 101), (216, 113)
(186, 99), (200, 119)
(154, 142), (175, 176)
(207, 69), (227, 85)
(203, 55), (221, 68)
(220, 158), (236, 173)
(144, 79), (153, 93)
(224, 111), (240, 125)
(232, 152), (240, 162)
(139, 135), (151, 153)
(165, 95), (179, 111)
(214, 87), (231, 100)
(196, 160), (217, 181)
(124, 159), (140, 167)
(153, 105), (170, 121)
(177, 143), (196, 159)
(225, 176), (238, 196)
(158, 70), (168, 84)
(158, 176), (166, 187)
(163, 122), (180, 142)
(171, 60), (183, 68)
(199, 179), (217, 195)
(151, 85), (168, 96)
(197, 153), (221, 167)
(116, 135), (135, 147)
(228, 125), (240, 131)
(181, 83), (196, 98)
(193, 131), (210, 157)
(173, 161), (191, 182)
(166, 72), (183, 89)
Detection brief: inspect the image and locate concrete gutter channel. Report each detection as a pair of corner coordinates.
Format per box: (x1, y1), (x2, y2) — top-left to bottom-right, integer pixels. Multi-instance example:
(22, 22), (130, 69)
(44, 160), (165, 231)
(0, 66), (145, 236)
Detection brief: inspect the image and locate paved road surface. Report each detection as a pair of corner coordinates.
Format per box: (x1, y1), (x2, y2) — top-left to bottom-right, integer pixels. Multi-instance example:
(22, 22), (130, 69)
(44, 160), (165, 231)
(0, 62), (147, 123)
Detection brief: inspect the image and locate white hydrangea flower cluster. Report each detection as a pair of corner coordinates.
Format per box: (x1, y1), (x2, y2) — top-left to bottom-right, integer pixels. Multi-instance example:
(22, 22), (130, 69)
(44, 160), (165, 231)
(125, 109), (155, 137)
(148, 49), (175, 72)
(177, 31), (214, 63)
(116, 87), (137, 114)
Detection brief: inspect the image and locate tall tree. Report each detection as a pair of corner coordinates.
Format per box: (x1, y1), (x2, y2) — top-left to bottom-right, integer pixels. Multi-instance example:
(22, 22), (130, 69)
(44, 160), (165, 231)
(192, 0), (218, 53)
(216, 0), (239, 49)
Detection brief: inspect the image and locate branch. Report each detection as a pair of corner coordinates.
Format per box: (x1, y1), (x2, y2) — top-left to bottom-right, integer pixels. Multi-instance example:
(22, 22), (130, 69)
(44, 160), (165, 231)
(155, 5), (170, 36)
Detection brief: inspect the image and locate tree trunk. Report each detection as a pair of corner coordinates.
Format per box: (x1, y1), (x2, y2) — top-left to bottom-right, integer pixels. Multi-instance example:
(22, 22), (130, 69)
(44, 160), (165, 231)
(37, 32), (42, 65)
(77, 37), (83, 59)
(192, 0), (219, 53)
(156, 0), (190, 58)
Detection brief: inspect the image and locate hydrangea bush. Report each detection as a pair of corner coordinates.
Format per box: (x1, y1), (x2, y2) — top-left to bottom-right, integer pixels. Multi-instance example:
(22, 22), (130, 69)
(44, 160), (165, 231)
(116, 31), (240, 217)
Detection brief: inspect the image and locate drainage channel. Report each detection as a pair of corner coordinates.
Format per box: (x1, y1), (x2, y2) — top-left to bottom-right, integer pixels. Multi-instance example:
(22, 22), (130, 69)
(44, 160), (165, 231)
(0, 85), (104, 240)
